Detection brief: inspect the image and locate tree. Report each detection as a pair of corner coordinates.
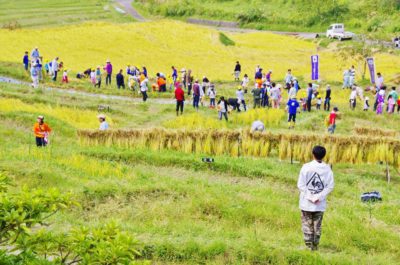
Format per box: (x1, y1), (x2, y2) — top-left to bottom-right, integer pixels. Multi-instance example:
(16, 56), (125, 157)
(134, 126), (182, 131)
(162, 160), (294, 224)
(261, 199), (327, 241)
(338, 36), (381, 81)
(0, 173), (144, 264)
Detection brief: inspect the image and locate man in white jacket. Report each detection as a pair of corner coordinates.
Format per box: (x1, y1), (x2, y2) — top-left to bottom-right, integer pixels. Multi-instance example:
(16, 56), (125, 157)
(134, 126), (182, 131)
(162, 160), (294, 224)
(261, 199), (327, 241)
(297, 145), (334, 251)
(52, 57), (59, 81)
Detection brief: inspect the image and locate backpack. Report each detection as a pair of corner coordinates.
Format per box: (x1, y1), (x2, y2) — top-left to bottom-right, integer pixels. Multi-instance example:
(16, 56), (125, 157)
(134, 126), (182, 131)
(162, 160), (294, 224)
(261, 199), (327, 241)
(361, 191), (382, 202)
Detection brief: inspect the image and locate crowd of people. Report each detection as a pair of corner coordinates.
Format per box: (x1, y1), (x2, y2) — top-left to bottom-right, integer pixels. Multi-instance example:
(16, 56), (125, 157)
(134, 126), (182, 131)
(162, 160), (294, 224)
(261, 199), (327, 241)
(25, 47), (66, 88)
(25, 46), (400, 145)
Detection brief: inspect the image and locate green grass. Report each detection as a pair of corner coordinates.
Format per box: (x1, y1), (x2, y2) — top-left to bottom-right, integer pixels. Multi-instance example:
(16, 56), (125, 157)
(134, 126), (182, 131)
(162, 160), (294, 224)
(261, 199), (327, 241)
(0, 0), (134, 28)
(0, 78), (400, 264)
(219, 32), (235, 46)
(135, 0), (400, 40)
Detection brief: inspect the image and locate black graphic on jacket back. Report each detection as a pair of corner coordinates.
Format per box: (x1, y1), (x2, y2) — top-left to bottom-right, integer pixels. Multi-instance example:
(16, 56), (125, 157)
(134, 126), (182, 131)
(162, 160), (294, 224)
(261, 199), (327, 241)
(306, 172), (324, 194)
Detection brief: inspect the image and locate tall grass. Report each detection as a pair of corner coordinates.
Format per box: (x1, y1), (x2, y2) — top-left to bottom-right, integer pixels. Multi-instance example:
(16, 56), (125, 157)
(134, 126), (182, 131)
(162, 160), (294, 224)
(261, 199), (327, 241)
(0, 98), (103, 128)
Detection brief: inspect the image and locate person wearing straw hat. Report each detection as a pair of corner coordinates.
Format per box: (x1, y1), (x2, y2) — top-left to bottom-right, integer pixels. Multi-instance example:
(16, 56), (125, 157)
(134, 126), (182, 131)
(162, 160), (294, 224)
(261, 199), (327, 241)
(98, 114), (109, 131)
(104, 59), (113, 86)
(33, 115), (51, 147)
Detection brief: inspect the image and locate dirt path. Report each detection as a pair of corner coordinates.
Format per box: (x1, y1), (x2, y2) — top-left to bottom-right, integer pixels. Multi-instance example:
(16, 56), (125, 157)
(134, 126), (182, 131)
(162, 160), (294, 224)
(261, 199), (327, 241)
(115, 0), (146, 22)
(0, 76), (175, 104)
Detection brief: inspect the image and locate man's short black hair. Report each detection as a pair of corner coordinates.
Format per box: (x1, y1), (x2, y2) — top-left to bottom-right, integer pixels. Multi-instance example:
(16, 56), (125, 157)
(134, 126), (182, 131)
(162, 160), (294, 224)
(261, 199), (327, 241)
(312, 146), (326, 161)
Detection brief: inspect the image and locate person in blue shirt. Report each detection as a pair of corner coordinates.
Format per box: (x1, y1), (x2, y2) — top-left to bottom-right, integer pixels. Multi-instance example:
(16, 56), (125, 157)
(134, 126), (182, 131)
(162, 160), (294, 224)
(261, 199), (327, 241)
(142, 66), (148, 77)
(23, 51), (29, 71)
(171, 66), (178, 83)
(287, 96), (300, 129)
(261, 83), (269, 107)
(31, 47), (40, 61)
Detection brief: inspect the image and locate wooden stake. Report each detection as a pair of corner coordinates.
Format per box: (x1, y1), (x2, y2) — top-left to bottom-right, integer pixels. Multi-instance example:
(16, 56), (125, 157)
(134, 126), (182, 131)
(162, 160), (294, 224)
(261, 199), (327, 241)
(386, 161), (390, 184)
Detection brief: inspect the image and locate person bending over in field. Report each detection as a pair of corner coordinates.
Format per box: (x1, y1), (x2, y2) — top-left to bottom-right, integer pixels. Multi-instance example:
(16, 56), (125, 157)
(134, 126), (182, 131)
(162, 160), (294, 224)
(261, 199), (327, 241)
(95, 66), (102, 88)
(251, 120), (265, 132)
(297, 145), (334, 251)
(33, 115), (51, 147)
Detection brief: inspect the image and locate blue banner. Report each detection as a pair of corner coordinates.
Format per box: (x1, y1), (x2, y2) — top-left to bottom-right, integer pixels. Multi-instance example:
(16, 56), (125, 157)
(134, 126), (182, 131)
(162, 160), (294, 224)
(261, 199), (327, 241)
(311, 55), (319, 80)
(366, 57), (375, 84)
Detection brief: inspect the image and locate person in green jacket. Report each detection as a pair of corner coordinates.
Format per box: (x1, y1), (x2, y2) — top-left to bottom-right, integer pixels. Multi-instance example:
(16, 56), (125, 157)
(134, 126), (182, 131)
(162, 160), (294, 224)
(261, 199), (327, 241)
(387, 87), (398, 103)
(251, 85), (261, 109)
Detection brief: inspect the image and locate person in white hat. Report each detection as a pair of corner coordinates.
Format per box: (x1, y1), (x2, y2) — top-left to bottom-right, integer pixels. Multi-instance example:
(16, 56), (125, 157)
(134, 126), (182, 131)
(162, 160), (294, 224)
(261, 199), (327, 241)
(33, 115), (51, 147)
(104, 60), (113, 86)
(98, 114), (109, 131)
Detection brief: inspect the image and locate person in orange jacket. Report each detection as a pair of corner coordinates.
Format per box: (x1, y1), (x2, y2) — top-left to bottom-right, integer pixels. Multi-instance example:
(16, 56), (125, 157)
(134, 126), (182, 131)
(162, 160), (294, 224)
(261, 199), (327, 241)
(33, 115), (52, 147)
(157, 74), (167, 92)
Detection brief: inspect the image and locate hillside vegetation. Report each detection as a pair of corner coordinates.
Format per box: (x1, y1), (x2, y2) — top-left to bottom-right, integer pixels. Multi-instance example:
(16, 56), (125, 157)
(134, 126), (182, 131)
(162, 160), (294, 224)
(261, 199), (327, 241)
(135, 0), (400, 39)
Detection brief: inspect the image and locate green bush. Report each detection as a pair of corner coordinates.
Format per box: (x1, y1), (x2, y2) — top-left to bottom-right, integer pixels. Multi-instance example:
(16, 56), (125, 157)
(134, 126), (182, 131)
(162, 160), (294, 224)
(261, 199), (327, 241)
(219, 32), (235, 46)
(236, 8), (265, 24)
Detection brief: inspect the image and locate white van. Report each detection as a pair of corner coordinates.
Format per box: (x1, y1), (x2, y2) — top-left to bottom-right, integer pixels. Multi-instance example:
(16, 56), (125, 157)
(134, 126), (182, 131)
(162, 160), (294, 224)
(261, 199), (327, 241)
(326, 24), (354, 41)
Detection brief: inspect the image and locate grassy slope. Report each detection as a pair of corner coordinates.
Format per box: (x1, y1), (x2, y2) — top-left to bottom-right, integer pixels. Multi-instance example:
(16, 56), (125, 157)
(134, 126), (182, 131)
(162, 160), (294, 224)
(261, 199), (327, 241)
(134, 0), (400, 40)
(0, 82), (399, 264)
(0, 21), (399, 83)
(0, 0), (134, 28)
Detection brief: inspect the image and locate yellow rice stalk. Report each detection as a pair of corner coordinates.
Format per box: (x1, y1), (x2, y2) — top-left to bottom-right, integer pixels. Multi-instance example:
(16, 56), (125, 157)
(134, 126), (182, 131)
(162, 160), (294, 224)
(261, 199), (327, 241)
(77, 128), (400, 167)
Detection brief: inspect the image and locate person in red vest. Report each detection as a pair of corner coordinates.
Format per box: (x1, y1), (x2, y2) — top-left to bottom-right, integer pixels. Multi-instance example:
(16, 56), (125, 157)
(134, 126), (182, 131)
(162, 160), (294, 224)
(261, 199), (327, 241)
(175, 84), (185, 116)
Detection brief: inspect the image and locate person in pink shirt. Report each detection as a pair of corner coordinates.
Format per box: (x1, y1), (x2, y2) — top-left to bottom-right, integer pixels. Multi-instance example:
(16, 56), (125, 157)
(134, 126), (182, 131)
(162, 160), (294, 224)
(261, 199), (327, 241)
(387, 95), (395, 114)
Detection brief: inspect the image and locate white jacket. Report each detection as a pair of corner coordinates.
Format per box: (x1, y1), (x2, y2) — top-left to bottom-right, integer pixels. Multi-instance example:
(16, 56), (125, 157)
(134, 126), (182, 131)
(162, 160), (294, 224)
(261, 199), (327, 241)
(297, 160), (334, 212)
(52, 59), (58, 72)
(236, 90), (244, 101)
